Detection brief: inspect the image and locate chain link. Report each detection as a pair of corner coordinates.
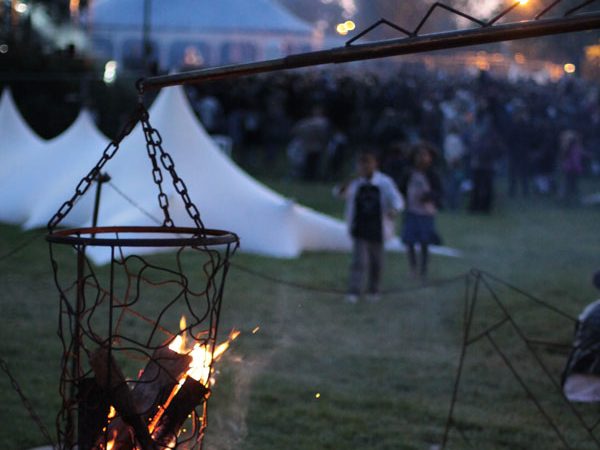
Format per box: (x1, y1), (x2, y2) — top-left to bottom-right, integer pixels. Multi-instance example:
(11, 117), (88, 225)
(47, 105), (146, 231)
(0, 357), (56, 447)
(139, 113), (206, 230)
(47, 99), (206, 232)
(141, 116), (174, 228)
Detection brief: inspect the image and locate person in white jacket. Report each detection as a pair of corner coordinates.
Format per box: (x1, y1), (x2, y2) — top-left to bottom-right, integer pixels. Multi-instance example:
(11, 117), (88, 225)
(335, 151), (404, 303)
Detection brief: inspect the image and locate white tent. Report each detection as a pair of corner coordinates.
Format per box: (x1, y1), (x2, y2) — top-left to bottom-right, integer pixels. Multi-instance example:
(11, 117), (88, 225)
(0, 89), (47, 224)
(85, 0), (316, 69)
(71, 86), (354, 263)
(88, 0), (313, 33)
(22, 110), (111, 229)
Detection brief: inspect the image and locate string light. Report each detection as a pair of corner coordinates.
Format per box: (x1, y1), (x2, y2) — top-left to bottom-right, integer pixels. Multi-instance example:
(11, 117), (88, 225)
(336, 23), (348, 35)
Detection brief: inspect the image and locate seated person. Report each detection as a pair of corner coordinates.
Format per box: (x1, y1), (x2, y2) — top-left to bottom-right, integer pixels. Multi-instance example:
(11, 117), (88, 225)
(562, 270), (600, 402)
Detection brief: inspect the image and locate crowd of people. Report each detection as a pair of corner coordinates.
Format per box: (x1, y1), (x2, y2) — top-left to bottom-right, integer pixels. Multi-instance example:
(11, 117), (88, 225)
(184, 65), (598, 301)
(186, 65), (598, 210)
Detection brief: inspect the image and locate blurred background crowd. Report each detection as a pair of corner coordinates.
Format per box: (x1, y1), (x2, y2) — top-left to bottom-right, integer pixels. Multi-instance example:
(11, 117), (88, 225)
(184, 67), (599, 210)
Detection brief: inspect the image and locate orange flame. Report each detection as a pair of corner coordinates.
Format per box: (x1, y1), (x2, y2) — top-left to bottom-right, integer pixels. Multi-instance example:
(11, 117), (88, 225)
(105, 429), (118, 450)
(148, 317), (240, 434)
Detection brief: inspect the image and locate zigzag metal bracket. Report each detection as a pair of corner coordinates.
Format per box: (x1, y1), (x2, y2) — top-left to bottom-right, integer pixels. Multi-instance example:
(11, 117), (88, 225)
(346, 3), (486, 46)
(346, 0), (599, 46)
(141, 1), (600, 91)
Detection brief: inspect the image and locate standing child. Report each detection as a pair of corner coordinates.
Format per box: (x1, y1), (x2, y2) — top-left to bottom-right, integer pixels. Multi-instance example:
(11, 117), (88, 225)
(399, 142), (443, 279)
(335, 151), (404, 303)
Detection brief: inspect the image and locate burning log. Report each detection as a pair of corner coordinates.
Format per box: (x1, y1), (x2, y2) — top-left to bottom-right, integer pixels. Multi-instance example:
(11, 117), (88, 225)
(133, 346), (193, 419)
(89, 347), (157, 450)
(89, 346), (193, 450)
(151, 377), (210, 448)
(86, 326), (238, 449)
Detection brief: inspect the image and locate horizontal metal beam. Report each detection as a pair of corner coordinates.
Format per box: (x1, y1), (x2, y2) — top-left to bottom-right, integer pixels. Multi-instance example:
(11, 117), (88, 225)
(141, 12), (600, 91)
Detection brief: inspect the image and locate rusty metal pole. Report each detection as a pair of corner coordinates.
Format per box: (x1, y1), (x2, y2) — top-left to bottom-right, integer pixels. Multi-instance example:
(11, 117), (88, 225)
(139, 12), (600, 90)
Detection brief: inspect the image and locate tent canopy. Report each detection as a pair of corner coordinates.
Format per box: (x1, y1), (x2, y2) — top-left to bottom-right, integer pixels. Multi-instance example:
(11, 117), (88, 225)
(87, 0), (314, 33)
(0, 89), (45, 179)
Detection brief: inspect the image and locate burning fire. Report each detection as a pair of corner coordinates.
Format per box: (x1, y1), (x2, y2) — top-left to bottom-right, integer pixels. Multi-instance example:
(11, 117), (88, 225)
(167, 317), (240, 386)
(146, 317), (240, 435)
(105, 429), (117, 450)
(100, 316), (240, 448)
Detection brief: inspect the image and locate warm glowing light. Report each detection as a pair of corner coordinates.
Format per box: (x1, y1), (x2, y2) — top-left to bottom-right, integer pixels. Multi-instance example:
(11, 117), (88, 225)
(252, 326), (260, 334)
(105, 430), (118, 450)
(344, 20), (356, 31)
(107, 405), (117, 420)
(336, 23), (348, 35)
(315, 393), (321, 399)
(169, 335), (184, 353)
(519, 0), (529, 4)
(179, 316), (187, 349)
(152, 333), (232, 434)
(103, 60), (117, 84)
(184, 46), (204, 67)
(150, 319), (240, 435)
(564, 63), (576, 74)
(169, 325), (240, 385)
(14, 2), (28, 14)
(586, 45), (600, 60)
(69, 0), (80, 17)
(475, 56), (490, 71)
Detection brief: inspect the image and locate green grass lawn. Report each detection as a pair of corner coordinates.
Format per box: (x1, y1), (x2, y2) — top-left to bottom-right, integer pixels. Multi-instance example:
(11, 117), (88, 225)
(1, 177), (600, 449)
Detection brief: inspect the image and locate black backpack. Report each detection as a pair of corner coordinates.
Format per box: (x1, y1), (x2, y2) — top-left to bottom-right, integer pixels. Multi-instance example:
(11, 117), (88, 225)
(351, 183), (382, 243)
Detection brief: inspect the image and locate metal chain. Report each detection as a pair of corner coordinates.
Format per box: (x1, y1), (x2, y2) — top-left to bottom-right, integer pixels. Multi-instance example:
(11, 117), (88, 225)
(46, 99), (205, 231)
(140, 110), (175, 227)
(0, 357), (56, 447)
(139, 112), (206, 230)
(47, 105), (145, 231)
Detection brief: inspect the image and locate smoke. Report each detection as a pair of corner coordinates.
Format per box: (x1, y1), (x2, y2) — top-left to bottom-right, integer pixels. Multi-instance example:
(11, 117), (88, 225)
(457, 0), (504, 19)
(321, 0), (358, 18)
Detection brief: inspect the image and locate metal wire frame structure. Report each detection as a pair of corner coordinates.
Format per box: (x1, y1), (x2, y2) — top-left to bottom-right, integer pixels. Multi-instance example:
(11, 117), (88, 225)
(442, 270), (600, 449)
(46, 102), (239, 450)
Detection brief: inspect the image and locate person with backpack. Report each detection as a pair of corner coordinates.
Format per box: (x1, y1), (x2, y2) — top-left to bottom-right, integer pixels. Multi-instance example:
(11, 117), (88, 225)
(334, 151), (404, 304)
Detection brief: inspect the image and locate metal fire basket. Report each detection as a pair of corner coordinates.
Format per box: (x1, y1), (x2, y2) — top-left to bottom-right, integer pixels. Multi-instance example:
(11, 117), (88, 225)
(46, 102), (239, 450)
